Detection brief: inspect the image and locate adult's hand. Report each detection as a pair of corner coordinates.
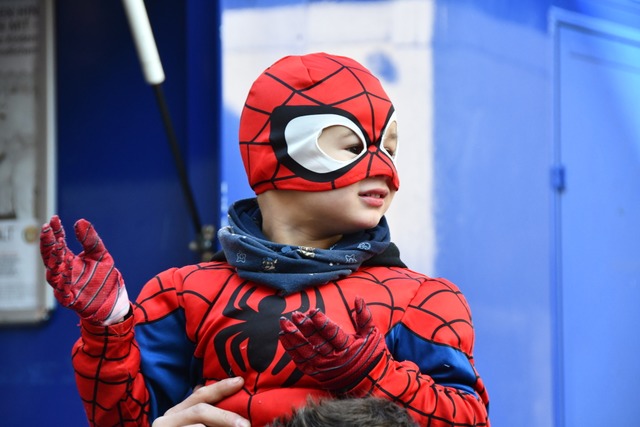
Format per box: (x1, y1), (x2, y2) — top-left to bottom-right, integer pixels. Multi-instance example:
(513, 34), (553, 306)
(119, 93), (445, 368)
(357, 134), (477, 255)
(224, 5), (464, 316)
(152, 377), (251, 427)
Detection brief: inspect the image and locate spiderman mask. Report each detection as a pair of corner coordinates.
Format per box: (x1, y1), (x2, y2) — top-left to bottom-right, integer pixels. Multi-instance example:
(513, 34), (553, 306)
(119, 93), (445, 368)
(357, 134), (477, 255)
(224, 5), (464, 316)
(239, 52), (400, 194)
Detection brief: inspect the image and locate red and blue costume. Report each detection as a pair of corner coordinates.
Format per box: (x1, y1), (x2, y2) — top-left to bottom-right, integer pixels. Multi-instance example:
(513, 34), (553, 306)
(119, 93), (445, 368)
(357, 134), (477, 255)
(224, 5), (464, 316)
(72, 214), (489, 425)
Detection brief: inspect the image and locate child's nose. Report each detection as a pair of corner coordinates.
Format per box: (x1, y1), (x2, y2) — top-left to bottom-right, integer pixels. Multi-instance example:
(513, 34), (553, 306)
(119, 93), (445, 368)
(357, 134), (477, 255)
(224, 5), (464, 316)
(365, 152), (399, 190)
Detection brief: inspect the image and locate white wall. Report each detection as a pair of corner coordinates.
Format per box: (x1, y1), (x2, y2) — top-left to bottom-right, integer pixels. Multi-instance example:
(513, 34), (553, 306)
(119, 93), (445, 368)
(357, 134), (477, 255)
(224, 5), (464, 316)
(221, 0), (437, 274)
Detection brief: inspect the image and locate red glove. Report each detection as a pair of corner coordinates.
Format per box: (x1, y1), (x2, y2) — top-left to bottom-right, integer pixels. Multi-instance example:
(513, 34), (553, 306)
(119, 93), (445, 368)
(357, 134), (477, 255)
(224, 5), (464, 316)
(40, 215), (130, 325)
(278, 296), (386, 392)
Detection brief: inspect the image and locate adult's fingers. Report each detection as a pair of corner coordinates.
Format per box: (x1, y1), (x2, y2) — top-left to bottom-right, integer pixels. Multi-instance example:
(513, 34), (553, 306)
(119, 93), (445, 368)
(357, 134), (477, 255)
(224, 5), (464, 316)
(154, 403), (250, 427)
(154, 377), (250, 427)
(164, 377), (246, 416)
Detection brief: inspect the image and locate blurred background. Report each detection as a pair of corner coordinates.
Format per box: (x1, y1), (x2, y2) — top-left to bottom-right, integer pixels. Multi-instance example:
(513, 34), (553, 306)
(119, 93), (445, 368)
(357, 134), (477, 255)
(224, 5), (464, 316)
(0, 0), (638, 426)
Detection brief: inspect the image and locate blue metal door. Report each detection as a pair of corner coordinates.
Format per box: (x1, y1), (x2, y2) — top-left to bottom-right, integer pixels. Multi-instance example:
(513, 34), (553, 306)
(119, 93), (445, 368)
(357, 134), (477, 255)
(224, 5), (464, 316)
(554, 15), (640, 427)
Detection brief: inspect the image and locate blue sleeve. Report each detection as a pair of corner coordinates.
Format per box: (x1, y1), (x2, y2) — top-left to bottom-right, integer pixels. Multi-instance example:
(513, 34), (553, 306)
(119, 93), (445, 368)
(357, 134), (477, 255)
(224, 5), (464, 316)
(135, 308), (199, 421)
(386, 323), (478, 395)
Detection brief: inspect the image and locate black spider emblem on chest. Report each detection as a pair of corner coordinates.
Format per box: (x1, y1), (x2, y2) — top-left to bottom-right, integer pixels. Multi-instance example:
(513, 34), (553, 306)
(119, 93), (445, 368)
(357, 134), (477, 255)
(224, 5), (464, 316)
(213, 284), (325, 387)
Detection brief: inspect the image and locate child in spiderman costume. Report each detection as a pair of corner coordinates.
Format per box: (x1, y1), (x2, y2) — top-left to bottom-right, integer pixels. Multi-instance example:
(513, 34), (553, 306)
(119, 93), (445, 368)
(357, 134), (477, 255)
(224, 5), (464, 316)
(40, 52), (490, 427)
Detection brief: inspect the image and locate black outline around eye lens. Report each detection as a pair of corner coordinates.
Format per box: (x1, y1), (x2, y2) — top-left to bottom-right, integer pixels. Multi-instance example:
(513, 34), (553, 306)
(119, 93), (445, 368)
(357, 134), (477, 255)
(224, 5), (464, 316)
(270, 106), (369, 182)
(270, 105), (396, 182)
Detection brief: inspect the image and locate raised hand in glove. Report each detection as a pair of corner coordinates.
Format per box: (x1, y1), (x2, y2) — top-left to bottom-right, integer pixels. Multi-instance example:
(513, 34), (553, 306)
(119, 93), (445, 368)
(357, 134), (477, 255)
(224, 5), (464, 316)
(40, 215), (130, 325)
(278, 296), (386, 392)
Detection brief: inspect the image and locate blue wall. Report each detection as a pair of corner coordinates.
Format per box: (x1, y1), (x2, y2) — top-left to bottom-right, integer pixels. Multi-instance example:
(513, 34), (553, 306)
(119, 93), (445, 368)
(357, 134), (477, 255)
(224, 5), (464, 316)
(0, 1), (637, 426)
(432, 1), (640, 426)
(433, 2), (554, 425)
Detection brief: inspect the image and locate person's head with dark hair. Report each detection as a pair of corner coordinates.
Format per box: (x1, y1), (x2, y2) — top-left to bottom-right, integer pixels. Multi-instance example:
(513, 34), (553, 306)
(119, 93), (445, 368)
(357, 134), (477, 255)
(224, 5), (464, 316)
(266, 397), (418, 427)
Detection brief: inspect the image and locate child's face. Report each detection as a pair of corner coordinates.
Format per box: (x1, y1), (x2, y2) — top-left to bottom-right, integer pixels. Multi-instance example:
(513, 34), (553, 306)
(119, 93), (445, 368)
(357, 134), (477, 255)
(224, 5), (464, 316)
(276, 123), (398, 238)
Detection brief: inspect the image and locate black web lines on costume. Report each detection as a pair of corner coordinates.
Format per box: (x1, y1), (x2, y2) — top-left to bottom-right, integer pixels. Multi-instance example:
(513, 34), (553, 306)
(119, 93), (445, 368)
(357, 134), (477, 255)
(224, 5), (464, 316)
(324, 272), (487, 426)
(73, 328), (150, 425)
(241, 57), (393, 189)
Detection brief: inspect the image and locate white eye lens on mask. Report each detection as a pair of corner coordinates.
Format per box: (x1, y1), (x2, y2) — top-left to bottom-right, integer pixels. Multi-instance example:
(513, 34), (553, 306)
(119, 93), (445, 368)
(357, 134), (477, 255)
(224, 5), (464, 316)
(284, 112), (397, 175)
(284, 114), (367, 174)
(379, 113), (398, 160)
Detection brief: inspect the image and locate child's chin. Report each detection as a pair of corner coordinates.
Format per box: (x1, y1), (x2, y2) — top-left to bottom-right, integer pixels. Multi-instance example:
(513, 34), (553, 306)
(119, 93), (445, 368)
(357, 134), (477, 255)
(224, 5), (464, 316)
(353, 217), (384, 231)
